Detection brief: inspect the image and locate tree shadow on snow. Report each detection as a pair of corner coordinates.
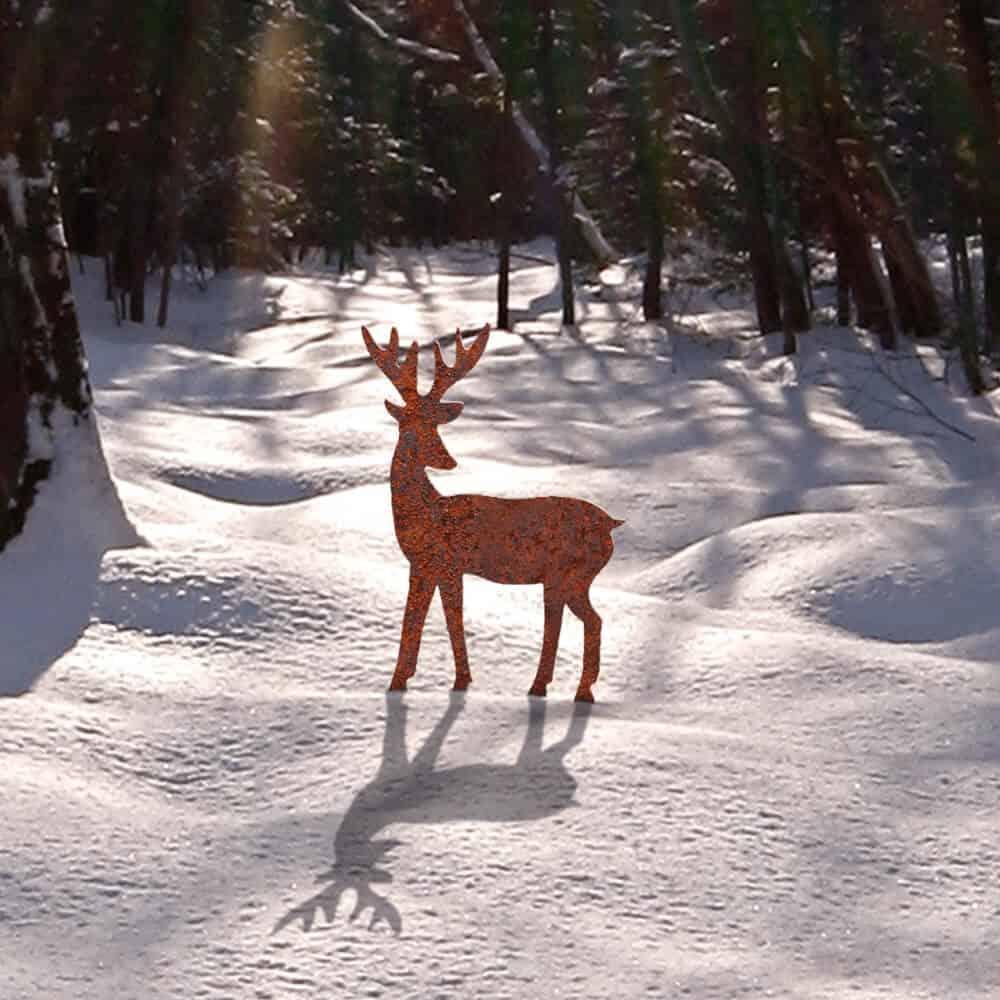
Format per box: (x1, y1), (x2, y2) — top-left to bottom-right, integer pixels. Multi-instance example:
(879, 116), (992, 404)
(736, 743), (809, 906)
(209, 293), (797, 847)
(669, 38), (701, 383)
(0, 548), (106, 695)
(274, 692), (591, 935)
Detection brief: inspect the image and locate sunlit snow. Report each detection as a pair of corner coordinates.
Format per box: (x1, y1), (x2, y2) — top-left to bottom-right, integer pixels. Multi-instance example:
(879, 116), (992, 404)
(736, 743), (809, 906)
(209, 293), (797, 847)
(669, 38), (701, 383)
(2, 242), (998, 999)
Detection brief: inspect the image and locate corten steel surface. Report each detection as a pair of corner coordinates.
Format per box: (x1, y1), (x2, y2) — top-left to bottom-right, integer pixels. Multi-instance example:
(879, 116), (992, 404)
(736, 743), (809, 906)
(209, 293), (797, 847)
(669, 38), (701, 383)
(363, 324), (623, 703)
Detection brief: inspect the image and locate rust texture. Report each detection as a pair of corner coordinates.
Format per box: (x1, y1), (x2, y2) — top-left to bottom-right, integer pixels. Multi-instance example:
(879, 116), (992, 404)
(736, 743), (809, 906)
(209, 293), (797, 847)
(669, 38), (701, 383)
(363, 324), (623, 702)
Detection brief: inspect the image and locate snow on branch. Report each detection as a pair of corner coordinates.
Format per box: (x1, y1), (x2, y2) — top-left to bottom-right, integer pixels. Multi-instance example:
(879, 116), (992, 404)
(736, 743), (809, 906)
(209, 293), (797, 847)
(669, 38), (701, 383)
(342, 1), (461, 64)
(449, 0), (617, 264)
(338, 0), (617, 263)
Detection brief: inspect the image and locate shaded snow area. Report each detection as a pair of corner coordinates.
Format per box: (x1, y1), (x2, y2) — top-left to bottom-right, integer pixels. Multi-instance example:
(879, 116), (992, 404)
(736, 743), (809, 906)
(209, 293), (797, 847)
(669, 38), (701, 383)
(3, 243), (999, 999)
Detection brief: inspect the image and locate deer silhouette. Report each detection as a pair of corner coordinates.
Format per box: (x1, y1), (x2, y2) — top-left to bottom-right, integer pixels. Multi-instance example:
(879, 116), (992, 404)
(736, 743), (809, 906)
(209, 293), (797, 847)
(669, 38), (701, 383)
(363, 324), (623, 702)
(274, 692), (591, 934)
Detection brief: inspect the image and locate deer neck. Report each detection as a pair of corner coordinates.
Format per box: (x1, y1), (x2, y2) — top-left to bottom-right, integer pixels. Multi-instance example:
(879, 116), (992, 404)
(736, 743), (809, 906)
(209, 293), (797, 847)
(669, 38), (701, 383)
(389, 435), (441, 548)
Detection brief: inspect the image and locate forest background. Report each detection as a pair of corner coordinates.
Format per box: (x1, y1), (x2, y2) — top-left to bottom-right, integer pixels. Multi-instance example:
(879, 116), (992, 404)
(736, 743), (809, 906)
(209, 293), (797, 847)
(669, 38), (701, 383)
(1, 0), (999, 543)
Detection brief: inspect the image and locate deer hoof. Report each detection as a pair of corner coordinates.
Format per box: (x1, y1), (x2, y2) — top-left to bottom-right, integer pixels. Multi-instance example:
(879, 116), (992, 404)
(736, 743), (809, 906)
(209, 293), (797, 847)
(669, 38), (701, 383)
(574, 689), (594, 704)
(388, 678), (408, 692)
(453, 676), (471, 691)
(528, 683), (548, 698)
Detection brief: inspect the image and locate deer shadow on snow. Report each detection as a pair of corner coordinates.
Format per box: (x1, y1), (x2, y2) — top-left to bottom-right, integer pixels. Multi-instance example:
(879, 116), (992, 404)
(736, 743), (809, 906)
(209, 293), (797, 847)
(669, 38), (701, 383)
(275, 692), (591, 935)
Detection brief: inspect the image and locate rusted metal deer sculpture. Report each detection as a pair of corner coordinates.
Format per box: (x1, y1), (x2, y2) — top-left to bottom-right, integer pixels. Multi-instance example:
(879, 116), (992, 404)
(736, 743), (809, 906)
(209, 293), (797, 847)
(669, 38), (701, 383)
(363, 324), (623, 702)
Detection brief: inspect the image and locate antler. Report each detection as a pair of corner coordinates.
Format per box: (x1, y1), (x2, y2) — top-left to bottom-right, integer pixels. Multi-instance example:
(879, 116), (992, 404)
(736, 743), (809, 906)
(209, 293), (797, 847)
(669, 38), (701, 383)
(273, 873), (402, 935)
(362, 326), (420, 403)
(427, 325), (491, 402)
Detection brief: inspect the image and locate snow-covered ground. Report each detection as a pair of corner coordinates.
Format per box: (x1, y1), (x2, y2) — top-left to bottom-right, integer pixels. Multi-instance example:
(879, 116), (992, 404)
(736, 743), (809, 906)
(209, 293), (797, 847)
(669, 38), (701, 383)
(2, 242), (999, 999)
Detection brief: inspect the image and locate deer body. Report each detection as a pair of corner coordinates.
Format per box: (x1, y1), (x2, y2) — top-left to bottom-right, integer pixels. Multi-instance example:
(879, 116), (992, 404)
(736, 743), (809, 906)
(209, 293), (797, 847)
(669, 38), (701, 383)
(365, 325), (622, 702)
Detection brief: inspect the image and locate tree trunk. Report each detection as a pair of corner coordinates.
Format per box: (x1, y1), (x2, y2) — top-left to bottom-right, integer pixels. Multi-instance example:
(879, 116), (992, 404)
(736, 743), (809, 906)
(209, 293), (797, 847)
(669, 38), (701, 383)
(830, 192), (893, 338)
(497, 86), (513, 331)
(835, 236), (851, 326)
(158, 0), (207, 327)
(948, 231), (962, 310)
(955, 0), (1000, 354)
(0, 143), (109, 549)
(848, 8), (933, 340)
(828, 0), (850, 327)
(861, 161), (942, 338)
(883, 246), (917, 334)
(127, 184), (147, 323)
(796, 193), (815, 314)
(497, 226), (511, 330)
(734, 4), (805, 344)
(951, 206), (984, 393)
(614, 0), (665, 322)
(802, 25), (896, 345)
(855, 2), (884, 135)
(776, 243), (809, 336)
(643, 225), (664, 322)
(733, 41), (783, 336)
(669, 0), (796, 337)
(746, 205), (783, 335)
(633, 77), (664, 322)
(537, 1), (574, 326)
(450, 0), (616, 265)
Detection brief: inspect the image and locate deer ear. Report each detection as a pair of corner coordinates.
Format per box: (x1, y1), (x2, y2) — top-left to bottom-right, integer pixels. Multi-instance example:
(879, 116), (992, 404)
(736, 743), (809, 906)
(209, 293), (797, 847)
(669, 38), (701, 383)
(437, 401), (463, 423)
(385, 399), (405, 422)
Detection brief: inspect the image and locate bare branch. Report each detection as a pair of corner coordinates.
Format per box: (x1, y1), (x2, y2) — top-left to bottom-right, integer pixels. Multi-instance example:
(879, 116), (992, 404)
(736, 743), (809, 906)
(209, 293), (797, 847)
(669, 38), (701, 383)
(343, 1), (460, 64)
(449, 0), (618, 265)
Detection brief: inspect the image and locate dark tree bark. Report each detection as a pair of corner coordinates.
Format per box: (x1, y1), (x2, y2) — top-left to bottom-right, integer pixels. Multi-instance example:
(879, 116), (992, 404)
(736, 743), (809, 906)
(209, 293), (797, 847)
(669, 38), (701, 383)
(800, 25), (897, 345)
(820, 147), (895, 340)
(854, 1), (884, 134)
(745, 205), (783, 335)
(643, 215), (664, 322)
(949, 194), (985, 393)
(0, 5), (131, 552)
(450, 0), (615, 264)
(824, 2), (934, 341)
(849, 10), (923, 336)
(0, 133), (98, 549)
(679, 0), (808, 349)
(857, 156), (943, 339)
(497, 85), (513, 331)
(835, 236), (851, 325)
(497, 222), (511, 330)
(730, 8), (784, 338)
(828, 0), (851, 326)
(125, 180), (147, 323)
(955, 0), (1000, 354)
(776, 241), (810, 337)
(634, 85), (664, 322)
(883, 250), (917, 334)
(537, 0), (574, 326)
(613, 1), (665, 322)
(158, 0), (210, 327)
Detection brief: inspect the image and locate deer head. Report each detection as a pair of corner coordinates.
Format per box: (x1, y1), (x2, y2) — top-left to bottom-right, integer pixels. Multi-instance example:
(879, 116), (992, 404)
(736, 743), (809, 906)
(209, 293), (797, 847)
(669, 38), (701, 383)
(362, 325), (490, 470)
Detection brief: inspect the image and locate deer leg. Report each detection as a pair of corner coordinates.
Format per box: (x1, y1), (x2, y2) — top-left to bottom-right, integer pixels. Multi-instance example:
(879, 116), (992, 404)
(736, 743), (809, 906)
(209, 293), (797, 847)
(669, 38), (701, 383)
(529, 588), (564, 697)
(568, 591), (601, 703)
(390, 570), (436, 691)
(438, 573), (471, 690)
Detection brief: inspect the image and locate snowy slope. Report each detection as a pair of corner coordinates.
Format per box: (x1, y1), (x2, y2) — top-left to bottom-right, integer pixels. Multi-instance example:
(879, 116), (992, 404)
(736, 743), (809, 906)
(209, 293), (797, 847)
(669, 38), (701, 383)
(2, 244), (998, 999)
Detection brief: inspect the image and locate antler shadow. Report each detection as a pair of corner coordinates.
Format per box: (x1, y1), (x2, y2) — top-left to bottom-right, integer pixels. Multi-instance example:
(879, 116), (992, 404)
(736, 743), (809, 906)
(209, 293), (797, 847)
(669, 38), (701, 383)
(275, 692), (591, 935)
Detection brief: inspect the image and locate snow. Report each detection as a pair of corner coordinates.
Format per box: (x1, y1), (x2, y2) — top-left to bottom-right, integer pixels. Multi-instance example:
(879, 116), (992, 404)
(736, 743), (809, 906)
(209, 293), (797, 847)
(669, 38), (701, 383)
(0, 153), (28, 226)
(343, 0), (461, 65)
(2, 242), (999, 998)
